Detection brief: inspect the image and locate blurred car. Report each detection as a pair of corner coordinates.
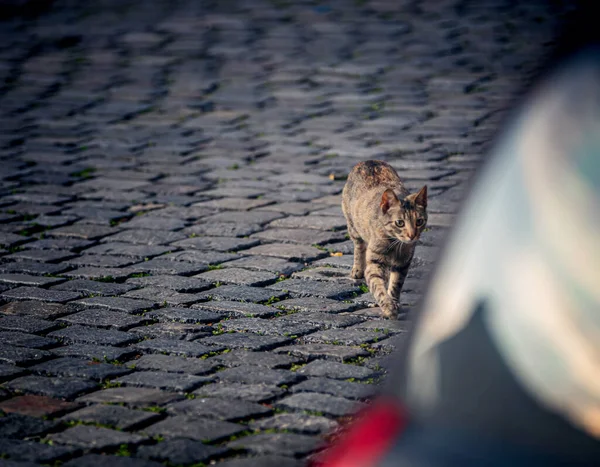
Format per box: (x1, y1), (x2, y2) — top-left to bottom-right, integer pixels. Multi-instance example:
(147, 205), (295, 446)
(310, 45), (600, 467)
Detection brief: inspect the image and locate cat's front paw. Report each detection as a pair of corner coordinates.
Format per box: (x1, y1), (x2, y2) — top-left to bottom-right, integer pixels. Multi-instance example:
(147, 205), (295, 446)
(350, 266), (364, 279)
(380, 297), (399, 319)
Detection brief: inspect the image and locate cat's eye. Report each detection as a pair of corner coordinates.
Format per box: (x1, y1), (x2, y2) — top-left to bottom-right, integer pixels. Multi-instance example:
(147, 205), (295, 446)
(395, 220), (405, 228)
(416, 218), (425, 227)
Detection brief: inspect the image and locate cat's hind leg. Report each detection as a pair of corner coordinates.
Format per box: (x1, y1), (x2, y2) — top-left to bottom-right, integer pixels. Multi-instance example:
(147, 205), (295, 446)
(351, 239), (366, 279)
(348, 225), (366, 279)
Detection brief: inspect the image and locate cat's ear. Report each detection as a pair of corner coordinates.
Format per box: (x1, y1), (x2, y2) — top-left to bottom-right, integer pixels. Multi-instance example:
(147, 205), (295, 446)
(380, 189), (399, 214)
(407, 185), (427, 208)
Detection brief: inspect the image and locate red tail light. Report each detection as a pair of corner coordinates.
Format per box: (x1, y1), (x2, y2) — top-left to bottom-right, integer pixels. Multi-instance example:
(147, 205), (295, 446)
(310, 398), (408, 467)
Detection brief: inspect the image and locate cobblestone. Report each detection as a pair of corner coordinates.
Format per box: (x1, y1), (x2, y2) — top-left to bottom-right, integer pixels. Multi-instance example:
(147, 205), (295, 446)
(115, 371), (213, 392)
(4, 376), (98, 400)
(30, 358), (131, 382)
(49, 425), (147, 449)
(0, 0), (568, 461)
(143, 416), (244, 443)
(0, 438), (75, 464)
(136, 438), (227, 465)
(61, 404), (161, 431)
(228, 432), (320, 457)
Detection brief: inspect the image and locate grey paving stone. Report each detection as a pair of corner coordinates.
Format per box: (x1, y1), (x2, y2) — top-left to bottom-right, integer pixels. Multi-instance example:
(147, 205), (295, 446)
(126, 258), (208, 275)
(371, 333), (409, 353)
(129, 322), (210, 341)
(0, 413), (56, 439)
(121, 215), (186, 231)
(202, 210), (284, 225)
(167, 396), (270, 421)
(23, 238), (93, 251)
(133, 338), (222, 357)
(303, 328), (390, 346)
(115, 371), (213, 392)
(63, 454), (163, 467)
(249, 413), (337, 435)
(103, 229), (186, 245)
(193, 383), (284, 403)
(132, 354), (219, 375)
(0, 315), (59, 334)
(200, 333), (292, 351)
(275, 297), (355, 314)
(48, 224), (115, 240)
(192, 300), (279, 318)
(123, 287), (202, 306)
(215, 456), (303, 467)
(221, 256), (303, 276)
(58, 308), (149, 330)
(0, 232), (30, 249)
(74, 296), (154, 313)
(210, 350), (301, 369)
(228, 432), (320, 457)
(143, 415), (244, 443)
(291, 377), (375, 400)
(83, 242), (171, 258)
(136, 438), (227, 465)
(195, 285), (287, 304)
(49, 425), (147, 449)
(276, 392), (362, 417)
(4, 375), (98, 400)
(171, 236), (259, 252)
(6, 249), (77, 263)
(292, 266), (357, 282)
(0, 438), (75, 463)
(61, 404), (161, 431)
(66, 254), (140, 268)
(52, 279), (136, 296)
(267, 279), (360, 300)
(195, 197), (275, 211)
(275, 344), (369, 363)
(48, 325), (139, 346)
(145, 307), (221, 324)
(0, 274), (65, 287)
(242, 243), (327, 262)
(220, 317), (319, 337)
(61, 267), (136, 281)
(1, 287), (81, 303)
(279, 312), (364, 331)
(0, 261), (69, 276)
(195, 267), (278, 287)
(183, 222), (262, 237)
(270, 215), (346, 231)
(312, 255), (354, 269)
(126, 275), (211, 293)
(160, 250), (238, 265)
(297, 360), (379, 381)
(52, 344), (138, 362)
(252, 228), (345, 246)
(259, 202), (313, 216)
(77, 387), (182, 408)
(0, 363), (27, 382)
(30, 357), (131, 382)
(0, 331), (57, 350)
(215, 366), (300, 386)
(0, 344), (52, 365)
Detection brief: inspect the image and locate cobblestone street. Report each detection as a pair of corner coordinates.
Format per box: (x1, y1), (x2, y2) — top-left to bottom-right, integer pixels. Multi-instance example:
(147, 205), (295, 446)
(0, 0), (572, 465)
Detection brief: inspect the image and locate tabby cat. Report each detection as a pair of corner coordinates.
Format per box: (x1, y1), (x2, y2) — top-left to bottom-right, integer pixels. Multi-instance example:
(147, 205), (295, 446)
(342, 160), (427, 318)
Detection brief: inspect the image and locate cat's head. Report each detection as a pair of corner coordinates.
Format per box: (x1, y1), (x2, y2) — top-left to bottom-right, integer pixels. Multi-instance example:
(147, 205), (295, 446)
(380, 186), (428, 244)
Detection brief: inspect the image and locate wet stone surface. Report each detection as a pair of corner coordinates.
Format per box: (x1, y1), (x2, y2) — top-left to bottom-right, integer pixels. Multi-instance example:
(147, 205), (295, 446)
(0, 0), (569, 462)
